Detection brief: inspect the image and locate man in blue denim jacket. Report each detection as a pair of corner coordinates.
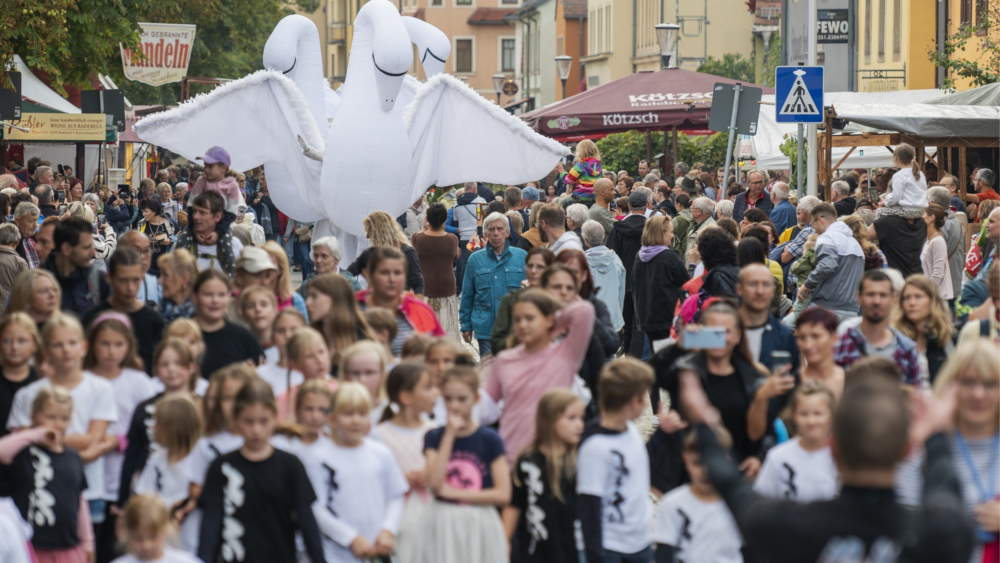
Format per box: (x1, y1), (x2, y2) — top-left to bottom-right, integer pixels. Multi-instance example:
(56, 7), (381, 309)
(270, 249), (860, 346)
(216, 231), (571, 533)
(459, 211), (526, 357)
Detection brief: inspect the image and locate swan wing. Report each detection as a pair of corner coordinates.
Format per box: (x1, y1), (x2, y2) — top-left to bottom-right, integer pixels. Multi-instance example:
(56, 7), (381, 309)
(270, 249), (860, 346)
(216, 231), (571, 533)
(404, 74), (569, 205)
(135, 69), (326, 221)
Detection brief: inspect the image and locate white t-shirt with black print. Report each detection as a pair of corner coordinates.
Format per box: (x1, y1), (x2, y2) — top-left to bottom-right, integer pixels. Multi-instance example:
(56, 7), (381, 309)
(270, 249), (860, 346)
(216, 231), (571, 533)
(304, 437), (409, 563)
(754, 437), (839, 503)
(97, 368), (155, 502)
(135, 449), (199, 552)
(6, 374), (118, 500)
(652, 484), (743, 563)
(185, 432), (244, 487)
(576, 421), (652, 555)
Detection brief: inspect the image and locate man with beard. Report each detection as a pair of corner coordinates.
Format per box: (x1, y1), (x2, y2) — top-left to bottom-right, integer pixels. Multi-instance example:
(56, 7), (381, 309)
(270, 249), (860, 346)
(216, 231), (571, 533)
(834, 270), (920, 386)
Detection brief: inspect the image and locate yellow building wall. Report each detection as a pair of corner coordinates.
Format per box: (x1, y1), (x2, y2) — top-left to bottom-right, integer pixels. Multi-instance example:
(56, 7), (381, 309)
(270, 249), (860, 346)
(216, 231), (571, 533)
(855, 0), (936, 91)
(946, 0), (998, 90)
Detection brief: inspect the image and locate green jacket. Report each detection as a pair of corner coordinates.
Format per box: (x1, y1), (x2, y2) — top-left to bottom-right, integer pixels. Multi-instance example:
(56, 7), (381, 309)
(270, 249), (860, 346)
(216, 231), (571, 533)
(673, 209), (693, 262)
(490, 288), (522, 353)
(790, 246), (818, 287)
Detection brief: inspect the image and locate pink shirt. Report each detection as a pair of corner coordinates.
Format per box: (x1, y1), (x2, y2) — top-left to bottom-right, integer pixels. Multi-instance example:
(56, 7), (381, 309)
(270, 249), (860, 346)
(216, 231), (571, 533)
(486, 299), (595, 462)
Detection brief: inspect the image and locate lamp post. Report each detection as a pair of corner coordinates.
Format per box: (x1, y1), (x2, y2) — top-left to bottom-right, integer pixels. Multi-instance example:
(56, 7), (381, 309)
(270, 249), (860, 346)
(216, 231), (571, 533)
(555, 55), (573, 100)
(492, 74), (506, 104)
(654, 23), (680, 69)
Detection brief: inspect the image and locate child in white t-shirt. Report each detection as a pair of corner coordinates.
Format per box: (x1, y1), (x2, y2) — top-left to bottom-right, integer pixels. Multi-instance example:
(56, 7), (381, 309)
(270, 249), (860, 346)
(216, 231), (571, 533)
(111, 494), (201, 563)
(653, 426), (743, 563)
(879, 143), (927, 219)
(754, 382), (839, 502)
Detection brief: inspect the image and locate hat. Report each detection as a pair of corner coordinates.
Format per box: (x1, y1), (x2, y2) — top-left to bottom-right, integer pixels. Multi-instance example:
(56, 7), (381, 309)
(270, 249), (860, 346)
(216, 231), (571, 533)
(197, 146), (231, 167)
(628, 190), (648, 209)
(236, 247), (277, 273)
(681, 173), (699, 194)
(856, 198), (873, 209)
(522, 186), (541, 201)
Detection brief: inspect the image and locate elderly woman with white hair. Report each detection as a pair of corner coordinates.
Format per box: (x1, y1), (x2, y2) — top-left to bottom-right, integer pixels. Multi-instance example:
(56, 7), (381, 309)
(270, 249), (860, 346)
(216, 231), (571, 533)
(298, 235), (362, 298)
(236, 201), (266, 246)
(716, 199), (735, 221)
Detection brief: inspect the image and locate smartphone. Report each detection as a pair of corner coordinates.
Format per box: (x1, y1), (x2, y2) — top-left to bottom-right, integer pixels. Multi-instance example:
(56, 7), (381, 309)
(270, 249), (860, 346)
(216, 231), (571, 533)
(683, 327), (727, 350)
(97, 213), (106, 226)
(57, 164), (65, 175)
(868, 187), (879, 202)
(57, 190), (66, 203)
(58, 204), (68, 215)
(770, 350), (792, 371)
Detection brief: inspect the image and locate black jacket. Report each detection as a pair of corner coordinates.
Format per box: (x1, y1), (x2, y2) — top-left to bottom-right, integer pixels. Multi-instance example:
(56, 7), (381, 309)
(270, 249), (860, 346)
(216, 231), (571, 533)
(835, 196), (857, 216)
(253, 195), (281, 235)
(606, 214), (645, 291)
(631, 248), (690, 333)
(347, 244), (425, 295)
(579, 294), (620, 420)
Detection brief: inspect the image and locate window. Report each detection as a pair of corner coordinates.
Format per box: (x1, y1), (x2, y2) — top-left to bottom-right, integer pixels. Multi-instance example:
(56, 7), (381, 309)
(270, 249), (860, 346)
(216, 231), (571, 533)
(501, 39), (515, 72)
(864, 0), (871, 63)
(892, 0), (901, 61)
(431, 0), (442, 6)
(961, 0), (972, 24)
(456, 39), (473, 73)
(975, 0), (988, 27)
(877, 0), (885, 62)
(502, 0), (517, 5)
(456, 0), (472, 6)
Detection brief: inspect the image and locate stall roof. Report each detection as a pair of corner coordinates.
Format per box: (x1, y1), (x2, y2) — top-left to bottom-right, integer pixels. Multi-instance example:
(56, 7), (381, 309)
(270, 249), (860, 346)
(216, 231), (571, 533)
(750, 89), (945, 169)
(832, 102), (1000, 138)
(521, 68), (773, 141)
(924, 83), (1000, 106)
(12, 55), (80, 114)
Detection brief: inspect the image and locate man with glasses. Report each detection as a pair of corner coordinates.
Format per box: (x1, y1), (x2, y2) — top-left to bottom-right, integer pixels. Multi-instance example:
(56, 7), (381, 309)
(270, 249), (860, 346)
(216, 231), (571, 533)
(733, 170), (774, 222)
(939, 175), (967, 215)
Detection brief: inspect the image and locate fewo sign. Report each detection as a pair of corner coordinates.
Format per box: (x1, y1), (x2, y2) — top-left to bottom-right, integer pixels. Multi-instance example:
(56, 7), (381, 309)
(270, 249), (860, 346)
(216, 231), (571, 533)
(121, 23), (197, 87)
(3, 113), (106, 141)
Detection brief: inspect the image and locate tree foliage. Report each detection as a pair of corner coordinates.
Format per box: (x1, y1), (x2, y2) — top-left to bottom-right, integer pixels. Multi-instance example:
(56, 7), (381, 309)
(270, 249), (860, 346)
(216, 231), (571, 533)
(927, 3), (999, 90)
(760, 32), (782, 87)
(697, 53), (756, 83)
(2, 0), (321, 103)
(596, 130), (731, 178)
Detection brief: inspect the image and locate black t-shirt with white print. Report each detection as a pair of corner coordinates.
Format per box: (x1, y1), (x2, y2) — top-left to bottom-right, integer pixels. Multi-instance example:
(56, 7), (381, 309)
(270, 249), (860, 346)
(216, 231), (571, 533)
(199, 322), (265, 380)
(2, 444), (87, 549)
(511, 450), (579, 563)
(197, 448), (323, 563)
(0, 367), (37, 438)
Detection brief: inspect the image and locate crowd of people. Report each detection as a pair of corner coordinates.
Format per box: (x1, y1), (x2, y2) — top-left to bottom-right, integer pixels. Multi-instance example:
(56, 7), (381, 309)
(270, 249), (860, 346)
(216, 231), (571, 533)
(0, 141), (995, 563)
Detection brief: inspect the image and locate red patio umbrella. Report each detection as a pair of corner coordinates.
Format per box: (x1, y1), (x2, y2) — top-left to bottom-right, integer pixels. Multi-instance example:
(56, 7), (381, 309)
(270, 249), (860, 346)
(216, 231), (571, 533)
(521, 67), (773, 142)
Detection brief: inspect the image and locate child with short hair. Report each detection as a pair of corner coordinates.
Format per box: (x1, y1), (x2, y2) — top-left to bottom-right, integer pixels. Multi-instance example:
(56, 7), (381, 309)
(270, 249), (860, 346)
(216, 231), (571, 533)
(276, 327), (334, 421)
(153, 319), (209, 396)
(879, 142), (928, 219)
(400, 335), (433, 361)
(0, 313), (41, 439)
(256, 308), (306, 396)
(118, 339), (202, 509)
(652, 426), (743, 563)
(422, 366), (510, 563)
(6, 314), (118, 534)
(339, 341), (390, 425)
(503, 388), (585, 562)
(197, 379), (325, 563)
(133, 396), (203, 552)
(362, 309), (398, 358)
(238, 286), (279, 364)
(374, 361), (438, 561)
(83, 314), (155, 536)
(111, 494), (201, 563)
(272, 379), (333, 458)
(0, 387), (94, 563)
(576, 357), (654, 563)
(306, 382), (409, 562)
(754, 382), (838, 502)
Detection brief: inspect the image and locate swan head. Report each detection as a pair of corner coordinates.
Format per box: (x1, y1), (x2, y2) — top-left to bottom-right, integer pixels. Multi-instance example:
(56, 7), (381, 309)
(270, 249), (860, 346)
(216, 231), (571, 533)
(371, 42), (412, 111)
(401, 17), (451, 78)
(263, 15), (317, 78)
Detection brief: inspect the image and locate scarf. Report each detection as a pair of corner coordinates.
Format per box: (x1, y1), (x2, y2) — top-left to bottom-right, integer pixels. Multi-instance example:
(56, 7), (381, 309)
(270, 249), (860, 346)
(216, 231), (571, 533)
(816, 221), (864, 257)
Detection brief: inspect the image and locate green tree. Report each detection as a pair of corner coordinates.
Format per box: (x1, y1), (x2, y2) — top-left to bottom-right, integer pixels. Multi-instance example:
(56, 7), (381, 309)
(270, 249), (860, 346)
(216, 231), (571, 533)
(595, 130), (730, 178)
(760, 33), (782, 87)
(927, 2), (998, 90)
(697, 53), (756, 83)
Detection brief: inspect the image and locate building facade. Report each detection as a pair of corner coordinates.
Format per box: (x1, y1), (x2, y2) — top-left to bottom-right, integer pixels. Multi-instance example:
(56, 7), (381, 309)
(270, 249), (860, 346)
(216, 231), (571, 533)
(854, 0), (936, 91)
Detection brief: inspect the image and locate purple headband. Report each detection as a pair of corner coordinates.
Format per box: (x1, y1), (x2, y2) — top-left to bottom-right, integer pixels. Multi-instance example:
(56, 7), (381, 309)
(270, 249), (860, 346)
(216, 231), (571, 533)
(91, 312), (132, 330)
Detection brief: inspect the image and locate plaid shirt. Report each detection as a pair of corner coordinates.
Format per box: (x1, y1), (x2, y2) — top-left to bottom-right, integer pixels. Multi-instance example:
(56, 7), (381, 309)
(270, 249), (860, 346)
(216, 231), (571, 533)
(834, 326), (921, 386)
(19, 237), (38, 269)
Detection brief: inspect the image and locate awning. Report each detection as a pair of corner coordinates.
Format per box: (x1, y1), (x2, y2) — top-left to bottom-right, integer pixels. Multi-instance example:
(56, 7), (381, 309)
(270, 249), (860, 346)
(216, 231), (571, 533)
(924, 82), (1000, 107)
(832, 102), (1000, 138)
(521, 67), (773, 141)
(12, 55), (80, 114)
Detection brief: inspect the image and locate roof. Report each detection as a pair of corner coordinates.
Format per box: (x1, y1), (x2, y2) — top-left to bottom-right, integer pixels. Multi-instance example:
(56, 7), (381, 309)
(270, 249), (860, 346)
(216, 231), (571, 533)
(12, 55), (80, 114)
(924, 82), (1000, 106)
(832, 102), (1000, 138)
(468, 7), (517, 24)
(564, 0), (587, 18)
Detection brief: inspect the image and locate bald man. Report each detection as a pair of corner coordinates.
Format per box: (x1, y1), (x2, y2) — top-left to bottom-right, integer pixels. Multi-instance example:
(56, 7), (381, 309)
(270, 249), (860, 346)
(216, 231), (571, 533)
(588, 178), (617, 243)
(737, 263), (800, 374)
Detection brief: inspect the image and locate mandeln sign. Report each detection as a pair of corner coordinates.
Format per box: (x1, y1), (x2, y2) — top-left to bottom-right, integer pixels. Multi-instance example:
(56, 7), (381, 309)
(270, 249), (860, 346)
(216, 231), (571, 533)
(121, 23), (198, 87)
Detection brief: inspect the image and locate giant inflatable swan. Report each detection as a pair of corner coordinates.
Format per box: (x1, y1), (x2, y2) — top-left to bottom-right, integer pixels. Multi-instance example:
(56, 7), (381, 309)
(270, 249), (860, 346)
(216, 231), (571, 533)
(135, 1), (567, 259)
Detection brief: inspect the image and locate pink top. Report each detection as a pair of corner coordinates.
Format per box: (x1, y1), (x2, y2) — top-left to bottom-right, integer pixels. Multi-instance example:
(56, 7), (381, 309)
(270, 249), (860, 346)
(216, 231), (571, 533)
(485, 299), (594, 462)
(189, 176), (242, 214)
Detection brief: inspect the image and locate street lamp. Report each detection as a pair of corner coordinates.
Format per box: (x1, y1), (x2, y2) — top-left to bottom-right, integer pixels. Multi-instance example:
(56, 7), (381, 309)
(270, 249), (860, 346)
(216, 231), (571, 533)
(655, 23), (680, 69)
(492, 74), (506, 104)
(555, 55), (573, 100)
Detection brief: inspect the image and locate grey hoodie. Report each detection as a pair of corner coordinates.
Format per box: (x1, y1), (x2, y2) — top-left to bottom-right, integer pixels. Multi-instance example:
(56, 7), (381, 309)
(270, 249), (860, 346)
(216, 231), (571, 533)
(585, 245), (626, 331)
(804, 244), (864, 313)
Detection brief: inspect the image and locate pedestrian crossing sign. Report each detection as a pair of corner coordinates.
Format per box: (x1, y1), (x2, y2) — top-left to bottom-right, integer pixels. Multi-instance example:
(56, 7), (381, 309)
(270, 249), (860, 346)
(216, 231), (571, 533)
(775, 66), (824, 123)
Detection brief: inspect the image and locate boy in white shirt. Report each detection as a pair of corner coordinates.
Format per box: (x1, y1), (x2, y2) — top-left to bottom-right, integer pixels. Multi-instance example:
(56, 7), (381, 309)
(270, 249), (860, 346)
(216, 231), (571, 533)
(577, 358), (655, 563)
(653, 426), (743, 563)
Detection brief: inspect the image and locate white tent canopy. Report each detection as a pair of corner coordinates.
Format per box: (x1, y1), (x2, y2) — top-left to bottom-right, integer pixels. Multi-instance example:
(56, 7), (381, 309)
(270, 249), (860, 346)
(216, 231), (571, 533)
(751, 89), (945, 169)
(12, 54), (81, 114)
(832, 103), (1000, 138)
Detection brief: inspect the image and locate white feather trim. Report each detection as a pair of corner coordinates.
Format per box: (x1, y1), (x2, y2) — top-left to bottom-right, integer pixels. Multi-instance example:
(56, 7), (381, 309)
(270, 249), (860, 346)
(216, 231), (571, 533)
(134, 69), (326, 153)
(403, 74), (570, 156)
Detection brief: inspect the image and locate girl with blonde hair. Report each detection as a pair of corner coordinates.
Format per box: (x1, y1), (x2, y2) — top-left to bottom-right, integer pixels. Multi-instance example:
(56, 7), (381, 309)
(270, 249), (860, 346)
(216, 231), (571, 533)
(10, 269), (62, 329)
(260, 240), (309, 317)
(841, 214), (887, 270)
(563, 140), (603, 202)
(346, 211), (426, 296)
(276, 327), (335, 420)
(305, 273), (375, 367)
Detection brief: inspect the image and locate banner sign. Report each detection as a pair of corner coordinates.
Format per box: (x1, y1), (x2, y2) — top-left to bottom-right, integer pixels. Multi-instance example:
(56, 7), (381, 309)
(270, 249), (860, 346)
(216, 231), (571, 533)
(3, 113), (107, 141)
(121, 23), (197, 86)
(817, 10), (849, 43)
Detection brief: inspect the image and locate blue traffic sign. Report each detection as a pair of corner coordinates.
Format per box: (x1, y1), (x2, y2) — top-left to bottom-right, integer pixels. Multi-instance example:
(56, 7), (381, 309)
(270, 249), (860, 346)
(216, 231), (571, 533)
(775, 66), (824, 123)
